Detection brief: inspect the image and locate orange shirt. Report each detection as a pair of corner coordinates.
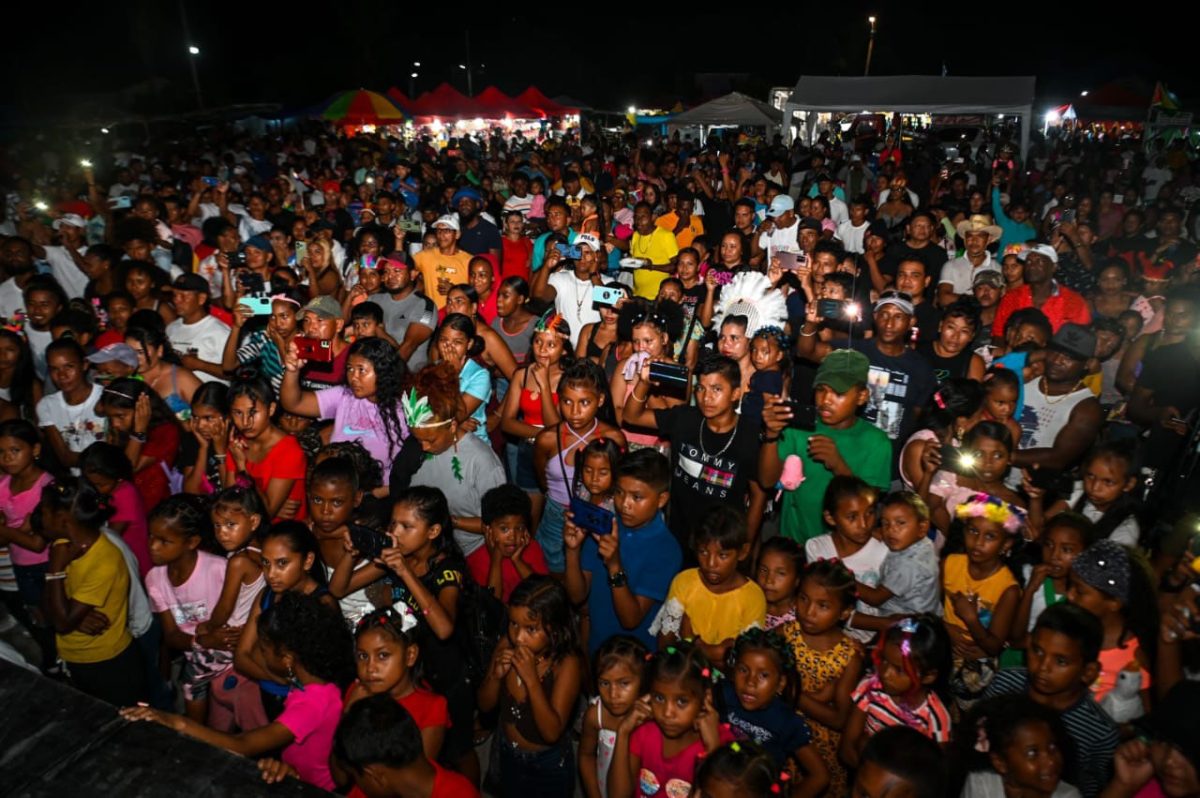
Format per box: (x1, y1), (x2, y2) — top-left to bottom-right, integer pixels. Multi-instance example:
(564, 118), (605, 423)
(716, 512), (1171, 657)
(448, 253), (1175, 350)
(656, 212), (704, 249)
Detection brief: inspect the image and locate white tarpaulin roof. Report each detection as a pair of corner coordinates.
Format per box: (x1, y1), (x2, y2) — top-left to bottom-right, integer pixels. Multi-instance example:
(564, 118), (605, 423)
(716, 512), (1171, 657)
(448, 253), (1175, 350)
(670, 91), (783, 127)
(787, 75), (1036, 115)
(783, 75), (1036, 157)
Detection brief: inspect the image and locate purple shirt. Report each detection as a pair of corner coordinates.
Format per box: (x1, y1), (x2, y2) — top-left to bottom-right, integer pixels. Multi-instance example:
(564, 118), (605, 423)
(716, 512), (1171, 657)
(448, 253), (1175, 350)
(315, 385), (409, 478)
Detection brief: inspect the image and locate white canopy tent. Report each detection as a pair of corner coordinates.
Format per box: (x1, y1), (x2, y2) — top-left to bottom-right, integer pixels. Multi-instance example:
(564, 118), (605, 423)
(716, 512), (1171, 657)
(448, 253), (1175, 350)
(668, 91), (783, 144)
(782, 76), (1037, 159)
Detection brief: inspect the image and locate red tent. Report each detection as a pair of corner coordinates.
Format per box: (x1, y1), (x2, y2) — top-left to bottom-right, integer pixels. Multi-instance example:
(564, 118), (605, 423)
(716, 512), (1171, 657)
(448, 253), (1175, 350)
(407, 82), (485, 119)
(385, 87), (413, 112)
(473, 86), (536, 118)
(515, 87), (576, 117)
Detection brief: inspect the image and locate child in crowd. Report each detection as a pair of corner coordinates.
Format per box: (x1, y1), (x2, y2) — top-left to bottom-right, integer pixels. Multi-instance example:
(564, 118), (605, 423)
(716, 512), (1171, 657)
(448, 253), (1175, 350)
(806, 475), (889, 641)
(579, 635), (648, 798)
(853, 492), (941, 631)
(563, 448), (682, 655)
(470, 484), (549, 602)
(1010, 513), (1099, 659)
(1033, 441), (1143, 547)
(478, 576), (584, 795)
(960, 696), (1082, 798)
(849, 726), (947, 798)
(692, 741), (780, 798)
(608, 640), (734, 798)
(755, 537), (804, 630)
(717, 628), (829, 795)
(780, 559), (865, 797)
(984, 603), (1119, 798)
(574, 436), (620, 511)
(841, 615), (953, 767)
(1066, 540), (1155, 713)
(651, 505), (765, 667)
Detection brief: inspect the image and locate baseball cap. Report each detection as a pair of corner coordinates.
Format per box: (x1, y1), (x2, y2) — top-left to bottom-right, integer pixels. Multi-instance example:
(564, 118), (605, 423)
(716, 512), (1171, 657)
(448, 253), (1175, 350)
(172, 273), (210, 294)
(1019, 243), (1059, 264)
(53, 213), (87, 231)
(574, 233), (602, 253)
(302, 295), (343, 320)
(451, 187), (483, 205)
(243, 235), (272, 252)
(1048, 323), (1096, 361)
(378, 256), (407, 271)
(86, 343), (139, 369)
(874, 289), (915, 315)
(814, 350), (870, 393)
(766, 195), (795, 218)
(972, 269), (1005, 289)
(432, 214), (460, 232)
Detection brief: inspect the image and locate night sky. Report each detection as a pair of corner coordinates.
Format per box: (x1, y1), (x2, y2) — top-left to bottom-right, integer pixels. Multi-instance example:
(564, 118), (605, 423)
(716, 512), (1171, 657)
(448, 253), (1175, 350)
(2, 3), (1192, 121)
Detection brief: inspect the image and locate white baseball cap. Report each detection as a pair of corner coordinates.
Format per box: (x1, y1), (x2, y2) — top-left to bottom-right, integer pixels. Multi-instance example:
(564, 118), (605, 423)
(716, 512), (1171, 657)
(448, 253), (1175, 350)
(574, 233), (602, 252)
(53, 213), (87, 230)
(432, 214), (460, 232)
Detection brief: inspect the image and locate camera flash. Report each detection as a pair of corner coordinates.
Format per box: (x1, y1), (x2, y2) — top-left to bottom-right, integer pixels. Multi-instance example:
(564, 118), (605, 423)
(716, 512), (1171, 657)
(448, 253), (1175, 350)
(34, 201), (48, 211)
(80, 159), (92, 168)
(845, 302), (861, 319)
(958, 453), (978, 470)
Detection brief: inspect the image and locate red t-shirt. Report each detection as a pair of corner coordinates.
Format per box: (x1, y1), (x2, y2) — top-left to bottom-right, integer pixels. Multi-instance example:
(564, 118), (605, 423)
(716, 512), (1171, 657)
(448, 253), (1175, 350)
(225, 433), (308, 521)
(133, 422), (180, 512)
(347, 763), (478, 798)
(466, 540), (550, 603)
(343, 684), (450, 732)
(500, 237), (533, 283)
(991, 281), (1092, 337)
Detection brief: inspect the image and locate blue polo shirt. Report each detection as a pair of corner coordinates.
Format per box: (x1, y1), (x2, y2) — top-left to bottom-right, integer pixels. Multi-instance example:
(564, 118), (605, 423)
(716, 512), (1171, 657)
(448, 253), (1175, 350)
(581, 512), (681, 655)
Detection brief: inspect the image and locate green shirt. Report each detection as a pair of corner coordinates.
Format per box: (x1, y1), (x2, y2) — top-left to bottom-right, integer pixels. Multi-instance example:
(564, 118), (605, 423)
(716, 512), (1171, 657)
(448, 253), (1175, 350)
(776, 418), (892, 544)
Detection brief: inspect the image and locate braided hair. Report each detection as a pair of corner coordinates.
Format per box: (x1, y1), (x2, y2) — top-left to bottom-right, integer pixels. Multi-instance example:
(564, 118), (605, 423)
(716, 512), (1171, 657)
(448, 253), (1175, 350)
(646, 638), (716, 698)
(696, 741), (781, 798)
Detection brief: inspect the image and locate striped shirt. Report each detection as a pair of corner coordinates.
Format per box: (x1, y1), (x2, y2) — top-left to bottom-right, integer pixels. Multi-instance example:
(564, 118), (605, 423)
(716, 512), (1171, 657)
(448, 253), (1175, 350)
(851, 675), (952, 742)
(984, 668), (1118, 798)
(0, 546), (16, 593)
(236, 329), (285, 394)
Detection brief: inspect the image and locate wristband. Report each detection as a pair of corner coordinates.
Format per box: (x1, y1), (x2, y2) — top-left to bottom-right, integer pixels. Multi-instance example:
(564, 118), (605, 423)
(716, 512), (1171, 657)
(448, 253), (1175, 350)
(607, 570), (628, 589)
(759, 432), (780, 444)
(130, 431), (147, 443)
(631, 389), (649, 403)
(45, 572), (67, 581)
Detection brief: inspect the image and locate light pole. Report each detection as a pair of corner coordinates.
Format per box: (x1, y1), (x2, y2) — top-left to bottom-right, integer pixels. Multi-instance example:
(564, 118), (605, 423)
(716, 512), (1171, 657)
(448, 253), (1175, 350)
(410, 62), (420, 97)
(864, 16), (877, 76)
(187, 45), (204, 109)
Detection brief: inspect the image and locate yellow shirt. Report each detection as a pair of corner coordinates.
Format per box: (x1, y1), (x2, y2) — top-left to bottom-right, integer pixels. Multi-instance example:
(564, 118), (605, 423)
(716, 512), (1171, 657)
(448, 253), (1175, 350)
(413, 248), (475, 309)
(629, 227), (680, 299)
(58, 535), (133, 664)
(656, 213), (705, 249)
(662, 568), (766, 645)
(941, 553), (1018, 640)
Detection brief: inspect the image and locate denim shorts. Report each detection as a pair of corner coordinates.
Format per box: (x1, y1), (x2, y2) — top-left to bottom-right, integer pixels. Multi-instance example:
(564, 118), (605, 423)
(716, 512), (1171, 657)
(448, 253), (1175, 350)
(498, 735), (575, 798)
(535, 498), (567, 572)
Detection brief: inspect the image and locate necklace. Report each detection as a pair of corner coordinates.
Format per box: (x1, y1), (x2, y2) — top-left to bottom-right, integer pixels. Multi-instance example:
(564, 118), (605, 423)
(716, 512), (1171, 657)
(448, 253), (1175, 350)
(698, 416), (737, 460)
(1040, 377), (1084, 405)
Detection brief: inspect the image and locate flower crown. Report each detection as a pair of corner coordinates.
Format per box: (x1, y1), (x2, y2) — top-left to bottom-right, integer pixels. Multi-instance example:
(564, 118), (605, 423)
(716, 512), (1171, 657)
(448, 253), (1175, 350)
(955, 492), (1026, 535)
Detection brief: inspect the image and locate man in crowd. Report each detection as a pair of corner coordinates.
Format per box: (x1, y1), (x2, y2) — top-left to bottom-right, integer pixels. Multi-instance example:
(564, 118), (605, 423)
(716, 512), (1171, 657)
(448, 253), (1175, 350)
(992, 244), (1092, 340)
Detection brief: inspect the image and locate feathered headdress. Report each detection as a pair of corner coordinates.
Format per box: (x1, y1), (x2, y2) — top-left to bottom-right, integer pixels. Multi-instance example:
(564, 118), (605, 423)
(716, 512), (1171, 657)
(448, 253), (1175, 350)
(711, 271), (787, 339)
(534, 308), (569, 336)
(400, 388), (451, 429)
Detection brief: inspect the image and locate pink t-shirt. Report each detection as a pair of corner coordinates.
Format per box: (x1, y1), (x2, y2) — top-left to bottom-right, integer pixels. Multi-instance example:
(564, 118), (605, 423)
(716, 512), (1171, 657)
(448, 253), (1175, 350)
(145, 550), (227, 635)
(0, 472), (53, 566)
(109, 480), (150, 578)
(278, 681), (342, 790)
(629, 721), (735, 798)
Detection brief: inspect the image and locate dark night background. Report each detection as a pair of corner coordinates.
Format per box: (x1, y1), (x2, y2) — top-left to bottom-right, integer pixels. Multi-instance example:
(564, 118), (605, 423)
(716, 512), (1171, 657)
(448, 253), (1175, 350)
(1, 2), (1192, 121)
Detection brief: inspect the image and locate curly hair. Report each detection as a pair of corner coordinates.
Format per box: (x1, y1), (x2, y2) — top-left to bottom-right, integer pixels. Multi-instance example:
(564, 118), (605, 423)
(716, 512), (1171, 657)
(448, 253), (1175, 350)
(346, 337), (408, 454)
(257, 591), (355, 686)
(728, 627), (796, 673)
(410, 362), (464, 423)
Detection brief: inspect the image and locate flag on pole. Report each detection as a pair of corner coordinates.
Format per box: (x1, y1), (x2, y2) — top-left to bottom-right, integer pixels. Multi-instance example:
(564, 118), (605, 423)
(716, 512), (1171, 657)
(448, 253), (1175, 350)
(1151, 82), (1180, 111)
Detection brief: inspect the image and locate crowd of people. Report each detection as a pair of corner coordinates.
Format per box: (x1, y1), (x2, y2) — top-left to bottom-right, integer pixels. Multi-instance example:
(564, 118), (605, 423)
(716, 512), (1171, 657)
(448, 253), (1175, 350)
(1, 118), (1200, 797)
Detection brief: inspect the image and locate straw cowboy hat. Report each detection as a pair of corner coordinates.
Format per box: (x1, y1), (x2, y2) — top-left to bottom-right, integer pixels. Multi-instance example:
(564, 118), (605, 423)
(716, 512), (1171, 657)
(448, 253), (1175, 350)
(955, 214), (1003, 244)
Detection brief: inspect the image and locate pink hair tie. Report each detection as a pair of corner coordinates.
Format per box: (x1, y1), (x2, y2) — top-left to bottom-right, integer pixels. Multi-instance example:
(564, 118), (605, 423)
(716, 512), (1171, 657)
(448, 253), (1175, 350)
(933, 391), (946, 410)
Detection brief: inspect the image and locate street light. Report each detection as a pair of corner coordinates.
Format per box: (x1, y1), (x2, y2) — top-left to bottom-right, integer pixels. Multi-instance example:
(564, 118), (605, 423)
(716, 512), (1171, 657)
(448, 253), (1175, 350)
(410, 72), (418, 79)
(186, 44), (204, 109)
(627, 105), (636, 115)
(864, 16), (877, 76)
(1080, 90), (1089, 97)
(413, 61), (420, 68)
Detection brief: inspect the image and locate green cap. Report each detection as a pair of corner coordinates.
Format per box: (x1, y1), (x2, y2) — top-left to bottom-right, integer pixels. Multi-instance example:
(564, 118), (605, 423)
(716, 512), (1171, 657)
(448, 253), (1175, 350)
(302, 295), (343, 320)
(814, 349), (869, 393)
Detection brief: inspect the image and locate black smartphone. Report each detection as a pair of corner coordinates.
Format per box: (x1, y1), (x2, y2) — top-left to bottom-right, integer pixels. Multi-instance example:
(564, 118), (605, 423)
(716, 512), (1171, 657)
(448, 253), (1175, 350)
(940, 444), (977, 476)
(348, 523), (388, 561)
(237, 271), (264, 294)
(570, 496), (615, 537)
(648, 361), (690, 387)
(817, 299), (849, 319)
(781, 400), (817, 431)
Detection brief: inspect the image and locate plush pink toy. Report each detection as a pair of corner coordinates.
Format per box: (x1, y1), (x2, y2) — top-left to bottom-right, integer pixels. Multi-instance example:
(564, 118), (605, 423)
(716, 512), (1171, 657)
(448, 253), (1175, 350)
(776, 455), (804, 501)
